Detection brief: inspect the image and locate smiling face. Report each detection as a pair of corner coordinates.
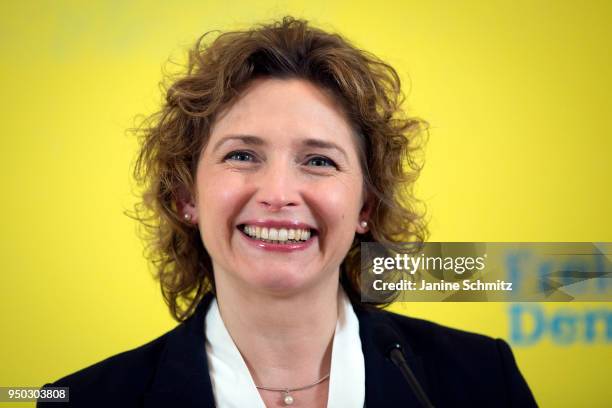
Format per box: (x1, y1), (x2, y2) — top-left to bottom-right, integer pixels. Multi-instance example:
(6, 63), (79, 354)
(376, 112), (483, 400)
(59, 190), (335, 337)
(188, 77), (370, 297)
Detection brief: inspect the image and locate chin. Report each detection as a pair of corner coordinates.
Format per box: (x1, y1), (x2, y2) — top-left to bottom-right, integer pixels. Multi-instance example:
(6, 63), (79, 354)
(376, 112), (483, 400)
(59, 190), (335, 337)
(244, 267), (315, 294)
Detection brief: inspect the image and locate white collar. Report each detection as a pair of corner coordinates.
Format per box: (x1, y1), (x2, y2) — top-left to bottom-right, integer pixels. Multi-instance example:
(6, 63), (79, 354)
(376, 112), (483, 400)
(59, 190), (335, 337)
(204, 288), (366, 408)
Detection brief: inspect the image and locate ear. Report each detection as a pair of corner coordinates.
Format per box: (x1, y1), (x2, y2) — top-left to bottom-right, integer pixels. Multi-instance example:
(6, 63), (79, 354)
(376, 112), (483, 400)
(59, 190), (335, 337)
(175, 185), (198, 224)
(356, 192), (374, 234)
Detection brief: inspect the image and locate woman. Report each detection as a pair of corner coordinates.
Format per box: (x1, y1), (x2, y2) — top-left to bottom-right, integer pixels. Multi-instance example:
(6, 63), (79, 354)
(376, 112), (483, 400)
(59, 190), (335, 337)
(39, 16), (537, 407)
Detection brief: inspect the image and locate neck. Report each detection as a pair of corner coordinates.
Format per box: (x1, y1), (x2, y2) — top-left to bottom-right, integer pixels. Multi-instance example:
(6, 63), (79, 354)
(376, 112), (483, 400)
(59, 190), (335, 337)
(214, 271), (340, 388)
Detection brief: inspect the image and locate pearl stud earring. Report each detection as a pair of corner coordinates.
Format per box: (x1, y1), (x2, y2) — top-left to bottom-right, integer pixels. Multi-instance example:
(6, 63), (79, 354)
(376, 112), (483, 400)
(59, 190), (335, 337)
(184, 213), (192, 221)
(360, 220), (368, 229)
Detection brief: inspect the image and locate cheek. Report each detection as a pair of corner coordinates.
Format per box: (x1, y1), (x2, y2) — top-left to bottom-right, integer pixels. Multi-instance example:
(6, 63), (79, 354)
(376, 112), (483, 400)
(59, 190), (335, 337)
(307, 178), (363, 233)
(196, 172), (247, 236)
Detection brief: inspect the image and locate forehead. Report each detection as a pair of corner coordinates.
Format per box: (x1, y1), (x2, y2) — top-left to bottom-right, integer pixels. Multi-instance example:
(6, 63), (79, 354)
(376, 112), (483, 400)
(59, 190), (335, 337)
(209, 77), (357, 150)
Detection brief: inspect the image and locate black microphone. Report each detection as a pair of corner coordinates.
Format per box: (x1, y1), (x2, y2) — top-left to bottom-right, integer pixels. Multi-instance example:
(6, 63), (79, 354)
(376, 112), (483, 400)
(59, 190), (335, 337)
(374, 324), (435, 408)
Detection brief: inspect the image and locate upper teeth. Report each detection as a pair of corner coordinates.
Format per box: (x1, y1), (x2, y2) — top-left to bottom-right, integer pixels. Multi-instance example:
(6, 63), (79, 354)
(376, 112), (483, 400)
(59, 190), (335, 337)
(243, 225), (311, 242)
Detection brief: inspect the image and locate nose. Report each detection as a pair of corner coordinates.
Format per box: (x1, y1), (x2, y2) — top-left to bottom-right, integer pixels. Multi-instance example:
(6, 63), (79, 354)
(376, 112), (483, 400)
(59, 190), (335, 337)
(255, 159), (300, 212)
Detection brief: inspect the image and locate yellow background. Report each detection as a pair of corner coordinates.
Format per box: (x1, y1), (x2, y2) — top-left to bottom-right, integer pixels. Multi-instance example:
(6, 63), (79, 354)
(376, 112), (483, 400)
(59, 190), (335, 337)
(1, 1), (610, 406)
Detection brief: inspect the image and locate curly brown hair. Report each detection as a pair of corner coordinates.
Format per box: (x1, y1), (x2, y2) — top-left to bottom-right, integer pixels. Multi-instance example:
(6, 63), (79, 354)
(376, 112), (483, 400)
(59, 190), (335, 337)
(131, 16), (428, 322)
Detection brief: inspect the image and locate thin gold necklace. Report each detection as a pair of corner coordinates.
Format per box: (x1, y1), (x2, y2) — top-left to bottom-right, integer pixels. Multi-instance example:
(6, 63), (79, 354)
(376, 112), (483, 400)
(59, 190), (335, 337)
(255, 373), (330, 406)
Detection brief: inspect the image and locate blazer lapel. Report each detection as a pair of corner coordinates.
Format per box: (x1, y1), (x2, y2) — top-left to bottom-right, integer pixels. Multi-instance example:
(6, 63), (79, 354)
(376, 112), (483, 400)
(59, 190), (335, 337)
(142, 294), (431, 408)
(143, 293), (216, 408)
(355, 306), (431, 408)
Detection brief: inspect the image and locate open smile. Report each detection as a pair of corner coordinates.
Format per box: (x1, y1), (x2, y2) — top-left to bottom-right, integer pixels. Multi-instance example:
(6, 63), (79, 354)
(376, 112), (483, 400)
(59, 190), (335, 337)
(237, 223), (318, 252)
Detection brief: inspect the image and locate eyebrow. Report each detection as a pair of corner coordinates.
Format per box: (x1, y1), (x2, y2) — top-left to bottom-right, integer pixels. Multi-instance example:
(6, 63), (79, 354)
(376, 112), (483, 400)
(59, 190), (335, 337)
(211, 135), (265, 154)
(302, 138), (348, 161)
(212, 134), (349, 161)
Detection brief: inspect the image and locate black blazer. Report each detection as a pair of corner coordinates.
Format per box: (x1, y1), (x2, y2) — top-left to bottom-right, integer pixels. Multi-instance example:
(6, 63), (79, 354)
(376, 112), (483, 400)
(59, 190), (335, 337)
(39, 294), (537, 407)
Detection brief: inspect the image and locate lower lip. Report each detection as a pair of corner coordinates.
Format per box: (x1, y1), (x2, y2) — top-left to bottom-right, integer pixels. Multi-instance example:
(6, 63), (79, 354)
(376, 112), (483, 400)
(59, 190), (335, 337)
(238, 228), (316, 252)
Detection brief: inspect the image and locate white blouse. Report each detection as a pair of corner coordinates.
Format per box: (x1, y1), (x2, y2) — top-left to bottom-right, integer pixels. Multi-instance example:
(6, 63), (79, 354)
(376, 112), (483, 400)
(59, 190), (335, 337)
(204, 288), (366, 408)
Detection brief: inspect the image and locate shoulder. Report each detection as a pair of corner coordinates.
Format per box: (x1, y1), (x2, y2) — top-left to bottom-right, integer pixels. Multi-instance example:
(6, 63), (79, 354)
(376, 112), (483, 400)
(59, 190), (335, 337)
(360, 307), (537, 406)
(38, 294), (215, 407)
(356, 304), (505, 353)
(381, 308), (504, 355)
(38, 330), (172, 406)
(375, 307), (521, 372)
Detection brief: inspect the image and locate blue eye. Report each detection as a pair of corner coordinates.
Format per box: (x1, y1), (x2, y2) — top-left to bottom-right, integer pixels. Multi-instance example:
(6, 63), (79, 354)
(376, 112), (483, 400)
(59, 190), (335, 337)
(306, 156), (336, 168)
(225, 151), (255, 162)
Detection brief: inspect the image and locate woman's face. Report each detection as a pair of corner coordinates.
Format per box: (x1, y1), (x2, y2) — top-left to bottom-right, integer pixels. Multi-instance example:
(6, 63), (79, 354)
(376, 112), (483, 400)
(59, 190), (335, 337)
(191, 77), (369, 295)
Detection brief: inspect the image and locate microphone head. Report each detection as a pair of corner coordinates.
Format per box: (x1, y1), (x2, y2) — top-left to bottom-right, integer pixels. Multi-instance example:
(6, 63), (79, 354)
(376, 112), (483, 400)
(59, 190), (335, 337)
(372, 323), (404, 357)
